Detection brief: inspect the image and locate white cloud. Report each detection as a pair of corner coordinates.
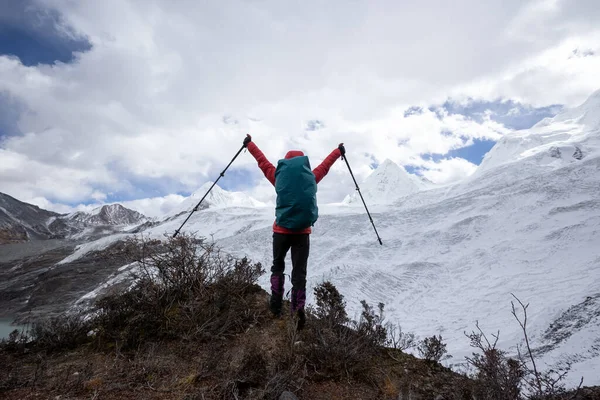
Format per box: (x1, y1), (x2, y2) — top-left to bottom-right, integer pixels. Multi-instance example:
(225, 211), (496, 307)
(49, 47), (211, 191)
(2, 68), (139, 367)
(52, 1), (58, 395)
(420, 158), (479, 184)
(29, 193), (188, 218)
(26, 197), (76, 215)
(117, 194), (187, 218)
(0, 0), (599, 210)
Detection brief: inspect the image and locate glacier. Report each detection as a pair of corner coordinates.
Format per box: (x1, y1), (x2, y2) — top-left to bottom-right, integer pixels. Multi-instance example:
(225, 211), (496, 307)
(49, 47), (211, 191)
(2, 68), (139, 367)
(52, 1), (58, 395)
(69, 90), (600, 387)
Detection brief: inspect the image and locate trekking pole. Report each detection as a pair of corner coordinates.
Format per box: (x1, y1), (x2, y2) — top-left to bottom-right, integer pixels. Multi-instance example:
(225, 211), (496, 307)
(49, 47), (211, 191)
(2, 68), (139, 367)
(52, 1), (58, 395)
(173, 144), (246, 238)
(342, 153), (383, 245)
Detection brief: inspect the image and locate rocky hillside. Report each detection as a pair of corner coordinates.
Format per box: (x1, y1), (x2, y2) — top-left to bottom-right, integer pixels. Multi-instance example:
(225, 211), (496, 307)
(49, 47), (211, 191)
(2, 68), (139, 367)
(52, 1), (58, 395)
(0, 193), (60, 244)
(49, 204), (147, 239)
(0, 194), (148, 243)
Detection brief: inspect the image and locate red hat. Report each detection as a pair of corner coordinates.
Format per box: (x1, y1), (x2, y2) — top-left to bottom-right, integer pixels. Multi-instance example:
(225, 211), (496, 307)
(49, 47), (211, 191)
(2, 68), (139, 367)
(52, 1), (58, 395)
(285, 150), (304, 159)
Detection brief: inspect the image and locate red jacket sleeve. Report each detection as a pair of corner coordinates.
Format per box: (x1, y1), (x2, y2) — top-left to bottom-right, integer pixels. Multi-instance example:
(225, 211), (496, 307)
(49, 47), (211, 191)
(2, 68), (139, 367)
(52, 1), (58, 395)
(313, 148), (342, 183)
(247, 142), (276, 185)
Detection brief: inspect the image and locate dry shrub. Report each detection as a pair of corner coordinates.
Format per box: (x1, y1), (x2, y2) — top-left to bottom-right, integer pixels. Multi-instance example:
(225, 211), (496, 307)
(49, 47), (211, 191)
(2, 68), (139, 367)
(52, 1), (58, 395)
(418, 334), (450, 363)
(385, 322), (417, 351)
(510, 295), (583, 400)
(0, 326), (30, 354)
(298, 282), (387, 381)
(1, 312), (91, 354)
(313, 281), (349, 326)
(29, 312), (92, 352)
(462, 296), (586, 400)
(465, 322), (523, 400)
(92, 233), (266, 349)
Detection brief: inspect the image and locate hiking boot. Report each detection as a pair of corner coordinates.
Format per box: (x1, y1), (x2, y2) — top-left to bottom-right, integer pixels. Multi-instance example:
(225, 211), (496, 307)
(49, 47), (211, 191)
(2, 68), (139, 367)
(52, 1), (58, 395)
(296, 308), (306, 330)
(269, 293), (282, 317)
(290, 288), (306, 314)
(269, 274), (284, 317)
(291, 288), (307, 330)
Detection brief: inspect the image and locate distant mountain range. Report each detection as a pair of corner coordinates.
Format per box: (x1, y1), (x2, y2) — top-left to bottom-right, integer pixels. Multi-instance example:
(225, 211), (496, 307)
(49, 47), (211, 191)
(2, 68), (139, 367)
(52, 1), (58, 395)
(0, 193), (147, 244)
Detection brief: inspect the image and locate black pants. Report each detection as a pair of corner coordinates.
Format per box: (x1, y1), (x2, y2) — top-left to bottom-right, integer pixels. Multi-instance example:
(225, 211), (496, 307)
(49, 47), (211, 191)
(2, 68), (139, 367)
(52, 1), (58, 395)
(271, 232), (309, 290)
(270, 233), (309, 313)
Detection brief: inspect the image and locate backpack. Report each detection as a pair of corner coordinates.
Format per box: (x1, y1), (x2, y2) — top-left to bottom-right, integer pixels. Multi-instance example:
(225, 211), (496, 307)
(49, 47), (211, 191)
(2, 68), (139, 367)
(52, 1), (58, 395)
(274, 156), (318, 230)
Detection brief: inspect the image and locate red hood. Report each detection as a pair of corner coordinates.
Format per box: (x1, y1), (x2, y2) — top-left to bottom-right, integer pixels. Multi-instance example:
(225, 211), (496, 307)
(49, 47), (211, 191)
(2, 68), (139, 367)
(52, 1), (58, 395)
(285, 150), (304, 159)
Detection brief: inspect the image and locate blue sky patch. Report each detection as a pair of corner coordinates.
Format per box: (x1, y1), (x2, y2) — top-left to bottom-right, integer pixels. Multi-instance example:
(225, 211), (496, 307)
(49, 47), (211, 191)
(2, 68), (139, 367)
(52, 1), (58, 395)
(447, 139), (496, 164)
(398, 98), (565, 174)
(217, 167), (257, 191)
(103, 178), (181, 204)
(0, 1), (91, 66)
(0, 92), (24, 138)
(431, 98), (563, 130)
(419, 139), (496, 166)
(403, 106), (423, 117)
(404, 165), (421, 175)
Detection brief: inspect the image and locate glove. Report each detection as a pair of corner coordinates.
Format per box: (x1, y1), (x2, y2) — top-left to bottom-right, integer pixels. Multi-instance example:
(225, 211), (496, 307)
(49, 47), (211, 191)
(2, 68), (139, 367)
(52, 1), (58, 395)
(243, 134), (252, 148)
(338, 143), (345, 156)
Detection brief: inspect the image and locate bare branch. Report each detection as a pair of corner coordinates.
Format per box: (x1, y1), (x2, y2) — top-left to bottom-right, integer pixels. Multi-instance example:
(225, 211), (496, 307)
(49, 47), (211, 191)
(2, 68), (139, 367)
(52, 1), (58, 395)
(567, 377), (584, 400)
(511, 293), (543, 396)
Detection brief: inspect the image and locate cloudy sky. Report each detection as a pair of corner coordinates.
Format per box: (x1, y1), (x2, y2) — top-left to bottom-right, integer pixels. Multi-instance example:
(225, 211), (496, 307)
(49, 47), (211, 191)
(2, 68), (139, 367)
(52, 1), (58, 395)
(1, 0), (599, 217)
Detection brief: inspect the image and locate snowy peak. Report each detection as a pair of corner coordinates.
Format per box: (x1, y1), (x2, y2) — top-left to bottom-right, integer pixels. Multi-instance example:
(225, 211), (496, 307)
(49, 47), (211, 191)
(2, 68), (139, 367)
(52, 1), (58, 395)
(0, 194), (147, 243)
(476, 88), (600, 176)
(64, 204), (146, 227)
(546, 88), (600, 130)
(169, 182), (265, 217)
(42, 204), (149, 240)
(194, 181), (265, 208)
(90, 204), (146, 226)
(343, 159), (421, 205)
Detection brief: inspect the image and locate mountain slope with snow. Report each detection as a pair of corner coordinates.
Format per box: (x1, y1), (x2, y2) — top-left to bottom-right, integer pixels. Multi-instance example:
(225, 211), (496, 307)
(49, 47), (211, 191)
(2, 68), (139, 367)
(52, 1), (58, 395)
(5, 90), (600, 388)
(167, 181), (267, 218)
(152, 147), (600, 386)
(47, 204), (148, 240)
(62, 204), (146, 227)
(343, 159), (426, 205)
(0, 196), (148, 243)
(474, 89), (600, 178)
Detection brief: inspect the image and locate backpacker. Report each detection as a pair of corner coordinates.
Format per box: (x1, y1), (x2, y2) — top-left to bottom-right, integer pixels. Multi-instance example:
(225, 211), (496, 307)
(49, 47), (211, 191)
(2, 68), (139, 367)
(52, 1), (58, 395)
(274, 156), (318, 230)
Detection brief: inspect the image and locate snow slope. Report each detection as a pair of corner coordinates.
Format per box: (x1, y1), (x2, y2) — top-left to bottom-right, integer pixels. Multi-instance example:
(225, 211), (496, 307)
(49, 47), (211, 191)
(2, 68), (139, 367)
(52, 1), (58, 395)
(474, 89), (600, 178)
(168, 181), (267, 217)
(70, 90), (600, 387)
(343, 159), (427, 205)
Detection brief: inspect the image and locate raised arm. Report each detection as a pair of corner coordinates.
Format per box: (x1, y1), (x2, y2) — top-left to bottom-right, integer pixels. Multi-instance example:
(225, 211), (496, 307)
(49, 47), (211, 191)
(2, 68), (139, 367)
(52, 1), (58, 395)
(313, 143), (344, 183)
(244, 135), (276, 185)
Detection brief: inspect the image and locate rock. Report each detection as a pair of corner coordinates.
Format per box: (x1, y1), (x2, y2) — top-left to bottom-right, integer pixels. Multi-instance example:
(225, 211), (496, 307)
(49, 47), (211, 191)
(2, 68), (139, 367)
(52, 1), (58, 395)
(549, 146), (562, 158)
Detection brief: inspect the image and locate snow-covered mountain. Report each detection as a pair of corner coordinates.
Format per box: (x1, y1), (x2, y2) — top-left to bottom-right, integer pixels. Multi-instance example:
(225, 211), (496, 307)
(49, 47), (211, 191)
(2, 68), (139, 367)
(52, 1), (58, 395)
(47, 204), (148, 240)
(61, 204), (146, 227)
(473, 89), (600, 179)
(0, 196), (148, 243)
(342, 159), (430, 205)
(168, 181), (267, 218)
(4, 90), (600, 387)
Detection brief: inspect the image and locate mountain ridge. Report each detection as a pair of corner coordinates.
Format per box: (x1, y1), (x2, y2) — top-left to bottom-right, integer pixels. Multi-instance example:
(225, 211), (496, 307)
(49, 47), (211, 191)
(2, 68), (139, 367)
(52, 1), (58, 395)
(0, 193), (61, 244)
(0, 195), (148, 243)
